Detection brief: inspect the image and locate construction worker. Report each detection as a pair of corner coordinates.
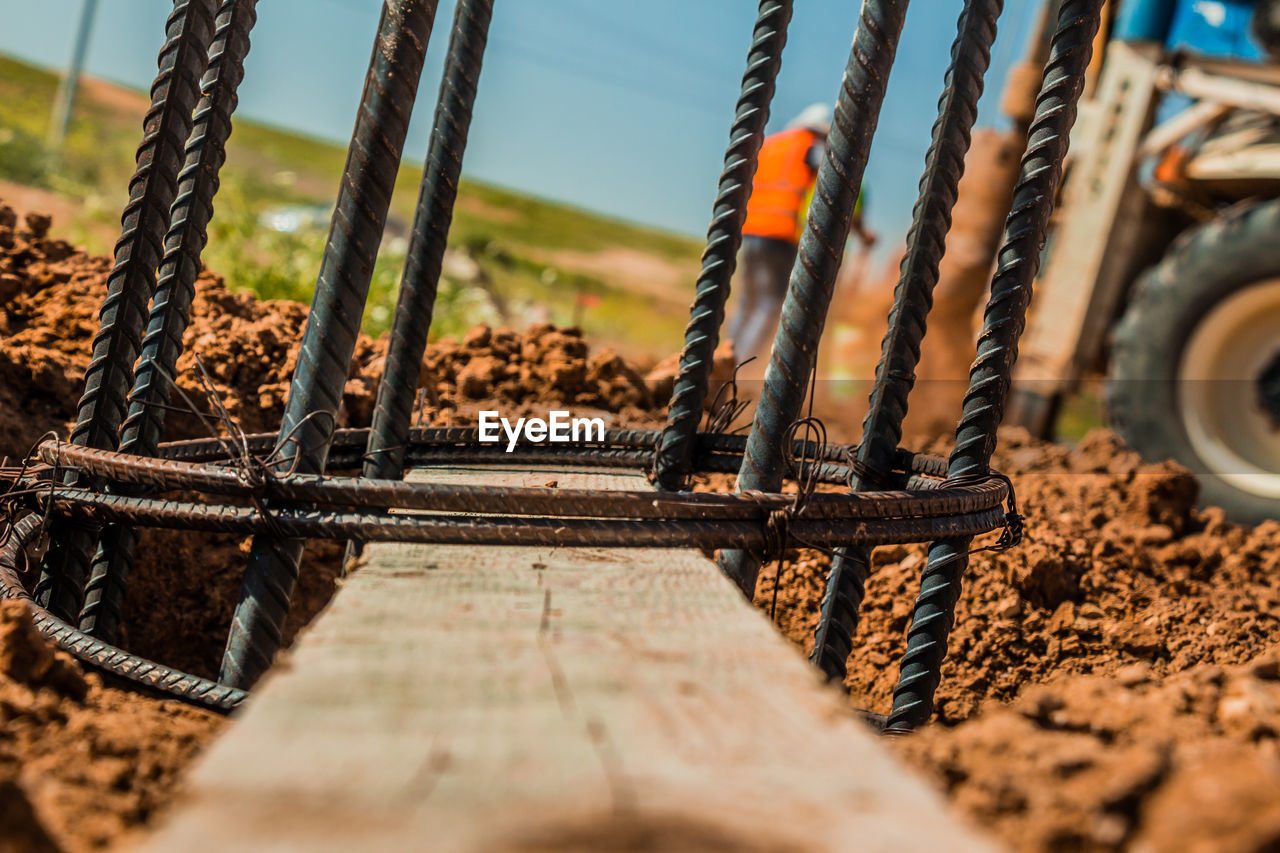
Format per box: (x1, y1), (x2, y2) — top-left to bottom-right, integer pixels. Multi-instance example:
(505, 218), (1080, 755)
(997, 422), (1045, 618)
(726, 103), (876, 361)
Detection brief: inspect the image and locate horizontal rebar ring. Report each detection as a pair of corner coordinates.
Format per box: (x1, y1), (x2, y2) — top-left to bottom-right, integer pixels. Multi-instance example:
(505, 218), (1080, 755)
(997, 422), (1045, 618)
(6, 433), (1013, 575)
(7, 433), (1011, 714)
(37, 440), (1003, 524)
(0, 515), (246, 713)
(34, 489), (1007, 551)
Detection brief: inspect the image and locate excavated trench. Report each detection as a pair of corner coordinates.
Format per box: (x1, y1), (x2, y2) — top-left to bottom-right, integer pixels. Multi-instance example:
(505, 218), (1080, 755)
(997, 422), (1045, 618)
(2, 200), (1279, 852)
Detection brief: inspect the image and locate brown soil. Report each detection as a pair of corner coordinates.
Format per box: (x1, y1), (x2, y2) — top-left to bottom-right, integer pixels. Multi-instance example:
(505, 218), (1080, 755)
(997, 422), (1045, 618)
(0, 197), (655, 460)
(781, 126), (1280, 850)
(0, 193), (659, 671)
(758, 428), (1280, 852)
(896, 653), (1280, 852)
(0, 599), (220, 853)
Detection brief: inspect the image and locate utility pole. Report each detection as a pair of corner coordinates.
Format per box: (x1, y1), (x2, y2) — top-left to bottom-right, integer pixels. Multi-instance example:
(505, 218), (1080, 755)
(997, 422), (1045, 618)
(48, 0), (100, 151)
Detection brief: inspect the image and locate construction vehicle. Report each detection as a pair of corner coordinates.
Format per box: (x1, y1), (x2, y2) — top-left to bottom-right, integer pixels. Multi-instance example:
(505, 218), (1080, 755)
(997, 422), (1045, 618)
(1007, 0), (1280, 523)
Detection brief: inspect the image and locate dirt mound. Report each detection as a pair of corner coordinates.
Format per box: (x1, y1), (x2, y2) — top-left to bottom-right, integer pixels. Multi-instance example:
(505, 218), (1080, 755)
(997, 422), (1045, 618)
(0, 599), (222, 853)
(898, 653), (1280, 852)
(756, 428), (1280, 852)
(0, 197), (657, 461)
(762, 430), (1280, 720)
(415, 322), (653, 427)
(0, 200), (337, 452)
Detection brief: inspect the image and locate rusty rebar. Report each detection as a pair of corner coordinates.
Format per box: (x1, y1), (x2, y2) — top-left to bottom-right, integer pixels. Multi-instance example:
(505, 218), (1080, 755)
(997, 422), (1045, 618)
(39, 490), (1007, 552)
(79, 0), (258, 643)
(652, 0), (792, 492)
(38, 440), (1003, 523)
(719, 0), (910, 598)
(0, 515), (245, 713)
(811, 0), (1003, 683)
(220, 0), (440, 690)
(35, 0), (217, 623)
(885, 0), (1104, 732)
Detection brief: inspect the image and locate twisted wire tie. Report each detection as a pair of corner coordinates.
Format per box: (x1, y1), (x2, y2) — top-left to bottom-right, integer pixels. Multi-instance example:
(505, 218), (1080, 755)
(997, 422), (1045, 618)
(652, 356), (757, 492)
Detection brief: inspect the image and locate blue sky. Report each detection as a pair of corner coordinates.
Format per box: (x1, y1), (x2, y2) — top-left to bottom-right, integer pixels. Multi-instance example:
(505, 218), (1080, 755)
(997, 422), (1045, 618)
(0, 0), (1043, 245)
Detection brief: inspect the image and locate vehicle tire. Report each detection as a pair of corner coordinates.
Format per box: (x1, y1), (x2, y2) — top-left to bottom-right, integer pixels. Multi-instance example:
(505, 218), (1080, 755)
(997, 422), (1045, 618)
(1107, 198), (1280, 525)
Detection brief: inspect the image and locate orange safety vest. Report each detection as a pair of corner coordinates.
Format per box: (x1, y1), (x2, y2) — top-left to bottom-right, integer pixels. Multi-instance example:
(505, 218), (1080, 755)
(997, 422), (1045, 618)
(742, 127), (819, 243)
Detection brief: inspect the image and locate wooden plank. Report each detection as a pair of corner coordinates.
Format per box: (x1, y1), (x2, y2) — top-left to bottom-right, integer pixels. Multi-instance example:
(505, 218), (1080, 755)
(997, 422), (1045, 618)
(145, 466), (995, 852)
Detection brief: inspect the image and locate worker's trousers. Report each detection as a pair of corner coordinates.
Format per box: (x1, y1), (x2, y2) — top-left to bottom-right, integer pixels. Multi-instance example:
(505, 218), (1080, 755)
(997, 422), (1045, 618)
(725, 236), (797, 362)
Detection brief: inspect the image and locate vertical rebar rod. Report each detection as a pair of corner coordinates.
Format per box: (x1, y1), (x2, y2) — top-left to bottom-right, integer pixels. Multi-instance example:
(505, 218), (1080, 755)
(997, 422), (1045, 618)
(360, 0), (494, 487)
(79, 0), (258, 642)
(47, 0), (100, 150)
(885, 0), (1103, 732)
(652, 0), (792, 492)
(220, 0), (439, 690)
(34, 0), (217, 624)
(810, 0), (1003, 683)
(718, 0), (910, 598)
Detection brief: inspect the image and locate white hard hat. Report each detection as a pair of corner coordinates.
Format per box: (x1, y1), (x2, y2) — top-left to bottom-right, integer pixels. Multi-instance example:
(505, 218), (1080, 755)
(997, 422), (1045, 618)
(788, 102), (834, 135)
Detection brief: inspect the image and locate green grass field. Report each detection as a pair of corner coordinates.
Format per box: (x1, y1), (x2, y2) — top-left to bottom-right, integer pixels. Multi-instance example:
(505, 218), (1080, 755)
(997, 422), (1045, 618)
(0, 54), (701, 357)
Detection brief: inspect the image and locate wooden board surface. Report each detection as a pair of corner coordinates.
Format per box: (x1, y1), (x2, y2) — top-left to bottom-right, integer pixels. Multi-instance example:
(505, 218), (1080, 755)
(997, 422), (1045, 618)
(144, 466), (995, 852)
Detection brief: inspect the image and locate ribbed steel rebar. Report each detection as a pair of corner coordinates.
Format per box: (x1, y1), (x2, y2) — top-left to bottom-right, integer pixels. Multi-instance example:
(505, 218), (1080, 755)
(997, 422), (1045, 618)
(32, 489), (1007, 552)
(221, 0), (439, 690)
(810, 0), (1002, 683)
(0, 515), (245, 713)
(38, 442), (1003, 522)
(79, 0), (258, 643)
(361, 0), (493, 487)
(34, 0), (217, 623)
(652, 0), (792, 492)
(885, 0), (1103, 732)
(719, 0), (909, 598)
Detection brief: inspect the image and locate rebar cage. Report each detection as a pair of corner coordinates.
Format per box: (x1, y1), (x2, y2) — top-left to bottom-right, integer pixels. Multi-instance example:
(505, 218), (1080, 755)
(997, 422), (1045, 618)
(0, 0), (1103, 731)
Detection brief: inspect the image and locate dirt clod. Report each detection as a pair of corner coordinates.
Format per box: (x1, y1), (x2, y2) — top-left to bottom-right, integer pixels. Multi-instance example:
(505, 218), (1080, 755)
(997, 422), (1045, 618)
(896, 653), (1280, 852)
(0, 600), (222, 852)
